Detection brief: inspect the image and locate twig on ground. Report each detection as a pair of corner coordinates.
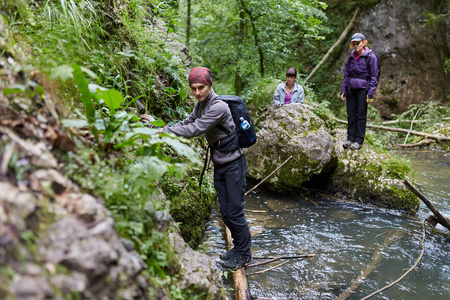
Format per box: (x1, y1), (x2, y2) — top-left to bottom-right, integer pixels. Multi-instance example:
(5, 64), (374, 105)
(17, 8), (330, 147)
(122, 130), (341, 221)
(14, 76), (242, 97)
(403, 108), (421, 144)
(244, 156), (293, 196)
(244, 209), (267, 213)
(246, 260), (290, 276)
(246, 254), (315, 268)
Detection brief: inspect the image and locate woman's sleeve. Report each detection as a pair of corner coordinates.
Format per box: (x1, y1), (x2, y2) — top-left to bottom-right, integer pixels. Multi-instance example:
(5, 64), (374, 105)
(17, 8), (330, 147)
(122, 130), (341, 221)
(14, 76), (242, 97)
(296, 86), (304, 103)
(164, 102), (226, 138)
(341, 57), (350, 94)
(273, 84), (282, 107)
(367, 54), (379, 96)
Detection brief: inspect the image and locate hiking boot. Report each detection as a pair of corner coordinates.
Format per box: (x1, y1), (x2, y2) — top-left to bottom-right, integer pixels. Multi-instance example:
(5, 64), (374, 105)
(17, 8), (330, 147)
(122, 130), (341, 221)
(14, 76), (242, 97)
(219, 248), (236, 261)
(222, 253), (252, 270)
(343, 140), (353, 149)
(350, 142), (361, 150)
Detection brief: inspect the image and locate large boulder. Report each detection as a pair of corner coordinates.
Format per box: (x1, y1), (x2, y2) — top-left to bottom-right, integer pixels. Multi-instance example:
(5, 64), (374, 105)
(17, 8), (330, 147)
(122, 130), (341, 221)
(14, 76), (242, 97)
(322, 129), (420, 214)
(244, 103), (337, 191)
(244, 99), (419, 213)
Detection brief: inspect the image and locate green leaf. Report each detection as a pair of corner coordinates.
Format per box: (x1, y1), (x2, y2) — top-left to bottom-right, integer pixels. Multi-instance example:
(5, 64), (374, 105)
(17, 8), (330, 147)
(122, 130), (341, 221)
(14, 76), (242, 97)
(3, 85), (27, 95)
(35, 85), (45, 96)
(61, 118), (89, 128)
(151, 119), (166, 127)
(50, 65), (74, 81)
(129, 127), (160, 136)
(95, 89), (123, 112)
(161, 137), (200, 164)
(80, 66), (98, 79)
(129, 221), (144, 235)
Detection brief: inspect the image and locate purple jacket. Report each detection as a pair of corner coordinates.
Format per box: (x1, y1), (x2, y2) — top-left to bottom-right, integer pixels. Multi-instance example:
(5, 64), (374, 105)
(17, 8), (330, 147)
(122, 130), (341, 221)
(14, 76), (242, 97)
(341, 47), (379, 97)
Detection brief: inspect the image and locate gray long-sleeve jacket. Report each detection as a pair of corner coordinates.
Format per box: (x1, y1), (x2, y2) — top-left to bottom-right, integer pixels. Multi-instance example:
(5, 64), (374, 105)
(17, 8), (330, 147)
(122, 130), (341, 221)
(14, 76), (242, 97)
(163, 90), (243, 165)
(273, 82), (304, 107)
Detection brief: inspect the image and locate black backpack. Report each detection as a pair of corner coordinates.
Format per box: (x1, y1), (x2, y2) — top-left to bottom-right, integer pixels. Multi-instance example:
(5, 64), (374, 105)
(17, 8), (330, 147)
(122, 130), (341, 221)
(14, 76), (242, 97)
(213, 95), (257, 152)
(199, 95), (257, 189)
(365, 51), (381, 83)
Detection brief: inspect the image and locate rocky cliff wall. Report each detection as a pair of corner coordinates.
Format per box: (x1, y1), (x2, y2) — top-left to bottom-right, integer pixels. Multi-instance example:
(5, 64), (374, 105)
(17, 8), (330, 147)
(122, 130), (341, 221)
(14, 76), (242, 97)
(337, 0), (450, 118)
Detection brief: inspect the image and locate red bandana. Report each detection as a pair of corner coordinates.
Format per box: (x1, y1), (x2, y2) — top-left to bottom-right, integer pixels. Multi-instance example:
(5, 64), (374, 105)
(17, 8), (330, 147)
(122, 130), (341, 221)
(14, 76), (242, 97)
(189, 67), (213, 86)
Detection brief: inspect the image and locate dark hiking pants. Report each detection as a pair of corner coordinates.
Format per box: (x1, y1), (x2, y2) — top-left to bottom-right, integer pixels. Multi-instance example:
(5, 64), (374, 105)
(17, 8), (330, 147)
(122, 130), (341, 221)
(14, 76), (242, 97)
(214, 154), (251, 257)
(347, 88), (368, 144)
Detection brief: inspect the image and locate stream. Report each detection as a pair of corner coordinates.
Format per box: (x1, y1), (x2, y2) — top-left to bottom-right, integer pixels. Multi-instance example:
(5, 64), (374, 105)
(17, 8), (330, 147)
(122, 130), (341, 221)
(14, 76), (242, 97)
(199, 149), (450, 299)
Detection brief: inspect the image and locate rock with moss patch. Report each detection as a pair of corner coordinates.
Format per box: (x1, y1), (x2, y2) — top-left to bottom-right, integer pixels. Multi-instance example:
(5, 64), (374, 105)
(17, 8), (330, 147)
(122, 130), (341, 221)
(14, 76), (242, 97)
(245, 103), (337, 191)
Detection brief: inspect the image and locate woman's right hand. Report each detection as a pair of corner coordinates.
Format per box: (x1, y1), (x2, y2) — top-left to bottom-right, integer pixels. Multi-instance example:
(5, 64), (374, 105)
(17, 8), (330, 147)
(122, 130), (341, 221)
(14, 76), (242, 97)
(340, 93), (346, 101)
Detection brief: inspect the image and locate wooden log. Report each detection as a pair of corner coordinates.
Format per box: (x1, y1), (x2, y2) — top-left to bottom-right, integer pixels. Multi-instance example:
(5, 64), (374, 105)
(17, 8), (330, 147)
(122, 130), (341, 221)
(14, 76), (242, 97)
(225, 227), (251, 300)
(395, 139), (436, 148)
(335, 119), (450, 141)
(403, 179), (450, 231)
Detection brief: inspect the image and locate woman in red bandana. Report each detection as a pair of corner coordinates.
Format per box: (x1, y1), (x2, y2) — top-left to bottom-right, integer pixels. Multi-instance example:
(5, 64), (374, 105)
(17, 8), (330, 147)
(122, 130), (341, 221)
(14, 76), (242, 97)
(143, 67), (252, 270)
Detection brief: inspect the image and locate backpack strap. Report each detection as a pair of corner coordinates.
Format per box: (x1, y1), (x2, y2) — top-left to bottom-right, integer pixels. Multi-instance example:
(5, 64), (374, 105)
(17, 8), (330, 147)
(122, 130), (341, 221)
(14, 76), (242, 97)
(216, 123), (231, 135)
(199, 145), (212, 191)
(214, 96), (233, 135)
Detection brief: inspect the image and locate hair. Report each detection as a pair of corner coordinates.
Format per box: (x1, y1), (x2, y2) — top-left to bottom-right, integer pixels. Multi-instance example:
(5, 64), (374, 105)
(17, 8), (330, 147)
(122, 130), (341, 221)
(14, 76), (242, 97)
(286, 67), (297, 77)
(350, 40), (368, 49)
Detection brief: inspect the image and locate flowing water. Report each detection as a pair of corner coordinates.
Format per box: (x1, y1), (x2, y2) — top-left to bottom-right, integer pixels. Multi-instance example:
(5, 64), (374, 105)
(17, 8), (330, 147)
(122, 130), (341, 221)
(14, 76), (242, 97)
(199, 149), (450, 299)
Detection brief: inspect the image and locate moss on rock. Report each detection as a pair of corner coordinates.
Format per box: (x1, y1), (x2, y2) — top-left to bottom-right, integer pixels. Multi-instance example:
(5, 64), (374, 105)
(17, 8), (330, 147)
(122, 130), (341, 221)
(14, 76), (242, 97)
(164, 169), (216, 248)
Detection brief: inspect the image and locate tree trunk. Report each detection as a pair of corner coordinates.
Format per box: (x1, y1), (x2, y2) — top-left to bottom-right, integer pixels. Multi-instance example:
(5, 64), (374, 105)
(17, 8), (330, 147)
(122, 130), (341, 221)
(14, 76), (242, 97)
(186, 0), (191, 47)
(239, 0), (264, 76)
(234, 9), (245, 95)
(303, 8), (359, 85)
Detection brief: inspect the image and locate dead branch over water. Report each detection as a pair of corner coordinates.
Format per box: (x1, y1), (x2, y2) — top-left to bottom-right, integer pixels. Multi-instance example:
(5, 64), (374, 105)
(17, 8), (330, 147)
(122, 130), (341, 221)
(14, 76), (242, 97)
(403, 179), (450, 231)
(335, 230), (406, 300)
(360, 222), (426, 300)
(335, 119), (450, 141)
(246, 260), (290, 276)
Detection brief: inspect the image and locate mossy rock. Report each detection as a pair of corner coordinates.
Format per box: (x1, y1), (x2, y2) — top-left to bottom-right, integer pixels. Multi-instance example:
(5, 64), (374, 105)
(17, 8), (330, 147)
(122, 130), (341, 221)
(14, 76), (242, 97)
(245, 103), (337, 191)
(165, 169), (216, 248)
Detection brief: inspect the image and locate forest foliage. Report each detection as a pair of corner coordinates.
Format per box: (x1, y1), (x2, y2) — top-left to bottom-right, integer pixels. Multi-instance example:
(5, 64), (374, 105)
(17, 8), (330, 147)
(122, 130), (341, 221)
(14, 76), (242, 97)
(1, 0), (449, 298)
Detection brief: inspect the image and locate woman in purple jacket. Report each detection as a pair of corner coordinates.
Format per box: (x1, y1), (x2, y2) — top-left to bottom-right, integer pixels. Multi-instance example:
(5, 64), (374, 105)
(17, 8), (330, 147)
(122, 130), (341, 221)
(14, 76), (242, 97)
(340, 33), (379, 150)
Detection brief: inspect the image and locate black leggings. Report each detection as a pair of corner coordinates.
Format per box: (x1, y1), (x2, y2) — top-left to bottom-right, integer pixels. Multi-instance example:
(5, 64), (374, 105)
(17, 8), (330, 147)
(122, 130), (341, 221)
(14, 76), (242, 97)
(346, 88), (368, 144)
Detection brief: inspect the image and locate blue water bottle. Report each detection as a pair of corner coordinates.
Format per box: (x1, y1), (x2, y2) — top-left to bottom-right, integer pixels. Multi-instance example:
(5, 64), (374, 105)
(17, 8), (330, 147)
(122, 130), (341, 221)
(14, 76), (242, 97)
(240, 117), (250, 131)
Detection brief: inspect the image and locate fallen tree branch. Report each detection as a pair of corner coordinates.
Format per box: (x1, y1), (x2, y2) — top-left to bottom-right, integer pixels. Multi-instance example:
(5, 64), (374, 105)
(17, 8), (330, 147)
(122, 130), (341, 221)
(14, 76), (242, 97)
(244, 156), (293, 196)
(246, 260), (290, 276)
(225, 227), (251, 300)
(303, 8), (359, 85)
(383, 117), (450, 125)
(395, 139), (436, 148)
(403, 179), (450, 231)
(403, 108), (421, 144)
(246, 254), (315, 268)
(335, 230), (406, 300)
(360, 222), (426, 300)
(252, 255), (315, 260)
(244, 209), (267, 213)
(335, 119), (450, 141)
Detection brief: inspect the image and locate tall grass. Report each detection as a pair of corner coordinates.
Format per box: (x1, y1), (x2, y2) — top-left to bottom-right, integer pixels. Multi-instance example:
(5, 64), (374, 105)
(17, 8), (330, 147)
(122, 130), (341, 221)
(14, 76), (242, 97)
(2, 0), (191, 121)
